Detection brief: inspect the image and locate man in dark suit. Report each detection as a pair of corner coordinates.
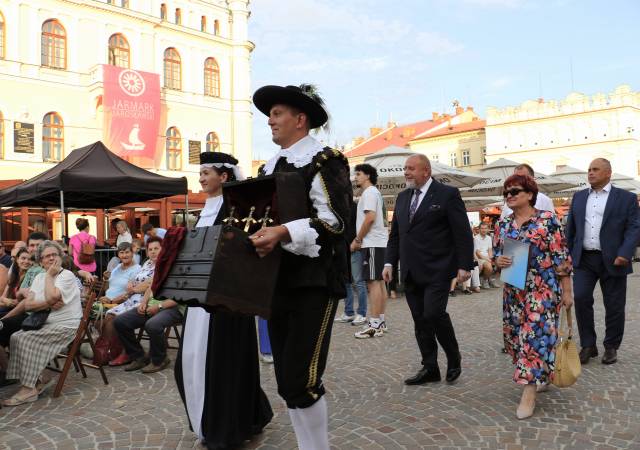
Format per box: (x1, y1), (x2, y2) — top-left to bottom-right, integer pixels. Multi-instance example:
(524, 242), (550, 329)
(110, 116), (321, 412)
(383, 154), (474, 384)
(565, 158), (640, 365)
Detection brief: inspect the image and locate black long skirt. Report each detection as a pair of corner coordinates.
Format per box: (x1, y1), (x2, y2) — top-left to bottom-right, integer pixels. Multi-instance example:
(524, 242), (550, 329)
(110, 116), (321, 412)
(175, 308), (273, 449)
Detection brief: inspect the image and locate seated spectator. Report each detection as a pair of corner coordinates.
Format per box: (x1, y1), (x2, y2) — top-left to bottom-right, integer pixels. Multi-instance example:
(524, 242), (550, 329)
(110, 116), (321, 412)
(10, 241), (27, 259)
(114, 287), (184, 373)
(0, 248), (33, 315)
(131, 239), (143, 265)
(141, 223), (167, 244)
(68, 218), (97, 274)
(95, 242), (141, 357)
(0, 248), (34, 386)
(115, 220), (133, 247)
(0, 242), (12, 269)
(106, 237), (162, 366)
(474, 222), (498, 288)
(1, 241), (82, 406)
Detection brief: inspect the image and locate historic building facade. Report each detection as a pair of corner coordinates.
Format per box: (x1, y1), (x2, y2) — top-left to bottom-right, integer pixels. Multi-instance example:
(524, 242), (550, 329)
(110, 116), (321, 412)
(0, 0), (254, 190)
(408, 107), (486, 171)
(485, 85), (640, 177)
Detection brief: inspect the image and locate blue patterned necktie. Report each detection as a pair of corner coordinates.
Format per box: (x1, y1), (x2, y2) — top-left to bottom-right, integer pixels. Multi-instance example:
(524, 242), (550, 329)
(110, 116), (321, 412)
(409, 189), (421, 222)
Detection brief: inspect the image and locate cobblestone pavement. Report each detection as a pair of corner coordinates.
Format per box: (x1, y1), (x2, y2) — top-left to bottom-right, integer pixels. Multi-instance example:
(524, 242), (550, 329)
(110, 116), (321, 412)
(2, 272), (640, 449)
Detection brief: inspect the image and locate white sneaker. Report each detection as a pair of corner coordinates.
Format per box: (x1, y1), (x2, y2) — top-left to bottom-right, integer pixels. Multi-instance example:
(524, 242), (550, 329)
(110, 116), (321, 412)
(351, 314), (367, 326)
(354, 323), (383, 339)
(260, 354), (274, 364)
(334, 313), (355, 323)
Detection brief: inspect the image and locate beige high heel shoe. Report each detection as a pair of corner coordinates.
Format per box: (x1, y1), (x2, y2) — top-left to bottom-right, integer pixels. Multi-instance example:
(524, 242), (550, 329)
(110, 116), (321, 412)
(516, 386), (537, 419)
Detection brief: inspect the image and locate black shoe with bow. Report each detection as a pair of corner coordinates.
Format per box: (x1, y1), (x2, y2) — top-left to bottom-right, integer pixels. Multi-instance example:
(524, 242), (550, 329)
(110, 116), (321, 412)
(404, 367), (441, 385)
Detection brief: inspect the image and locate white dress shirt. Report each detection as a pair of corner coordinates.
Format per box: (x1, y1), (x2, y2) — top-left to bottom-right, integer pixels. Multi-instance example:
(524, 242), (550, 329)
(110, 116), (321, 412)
(262, 135), (339, 258)
(410, 177), (433, 212)
(583, 182), (611, 251)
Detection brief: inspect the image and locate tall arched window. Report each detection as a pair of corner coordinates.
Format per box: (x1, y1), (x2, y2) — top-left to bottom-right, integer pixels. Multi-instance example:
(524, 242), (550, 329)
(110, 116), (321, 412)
(206, 132), (220, 152)
(0, 111), (4, 158)
(41, 19), (66, 69)
(160, 3), (167, 20)
(0, 11), (5, 59)
(164, 47), (181, 90)
(108, 33), (130, 68)
(175, 8), (181, 25)
(213, 19), (220, 36)
(166, 127), (182, 170)
(204, 57), (220, 97)
(201, 16), (207, 32)
(43, 112), (64, 162)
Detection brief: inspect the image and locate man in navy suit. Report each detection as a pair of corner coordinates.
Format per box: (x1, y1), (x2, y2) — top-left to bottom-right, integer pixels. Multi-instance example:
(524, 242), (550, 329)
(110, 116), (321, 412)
(383, 154), (474, 384)
(566, 158), (640, 365)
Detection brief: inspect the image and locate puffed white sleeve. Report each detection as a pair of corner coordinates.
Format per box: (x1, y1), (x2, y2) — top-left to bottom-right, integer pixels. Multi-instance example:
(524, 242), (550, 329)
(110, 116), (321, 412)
(281, 173), (339, 257)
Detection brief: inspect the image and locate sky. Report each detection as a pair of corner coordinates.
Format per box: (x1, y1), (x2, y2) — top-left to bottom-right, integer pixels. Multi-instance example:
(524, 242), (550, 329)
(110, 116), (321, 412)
(248, 0), (640, 161)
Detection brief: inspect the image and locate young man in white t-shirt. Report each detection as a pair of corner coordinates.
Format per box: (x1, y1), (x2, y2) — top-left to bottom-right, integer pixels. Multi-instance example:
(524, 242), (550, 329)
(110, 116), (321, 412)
(473, 222), (497, 288)
(351, 164), (389, 339)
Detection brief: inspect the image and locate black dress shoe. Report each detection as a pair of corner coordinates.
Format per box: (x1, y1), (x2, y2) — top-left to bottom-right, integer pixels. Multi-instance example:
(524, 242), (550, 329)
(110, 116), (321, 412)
(579, 346), (598, 364)
(602, 348), (617, 365)
(404, 367), (441, 385)
(446, 353), (462, 382)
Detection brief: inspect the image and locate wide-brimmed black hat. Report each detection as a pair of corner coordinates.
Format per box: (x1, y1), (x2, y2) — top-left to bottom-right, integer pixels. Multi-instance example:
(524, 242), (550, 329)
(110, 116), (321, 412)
(253, 84), (329, 129)
(200, 151), (238, 166)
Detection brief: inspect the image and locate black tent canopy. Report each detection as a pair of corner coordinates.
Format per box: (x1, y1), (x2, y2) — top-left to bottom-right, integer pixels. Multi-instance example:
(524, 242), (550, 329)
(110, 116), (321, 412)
(0, 141), (188, 209)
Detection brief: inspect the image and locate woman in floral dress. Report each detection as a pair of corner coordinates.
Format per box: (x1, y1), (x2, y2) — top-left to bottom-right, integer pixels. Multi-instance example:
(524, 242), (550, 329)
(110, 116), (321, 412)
(494, 174), (573, 419)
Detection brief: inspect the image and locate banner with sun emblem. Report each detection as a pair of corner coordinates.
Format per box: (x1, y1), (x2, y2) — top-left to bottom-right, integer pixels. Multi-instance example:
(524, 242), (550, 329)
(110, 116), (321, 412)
(102, 65), (161, 167)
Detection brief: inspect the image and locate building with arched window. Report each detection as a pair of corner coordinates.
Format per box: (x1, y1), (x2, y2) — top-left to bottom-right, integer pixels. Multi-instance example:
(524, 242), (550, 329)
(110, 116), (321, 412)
(108, 33), (129, 68)
(204, 57), (220, 97)
(0, 0), (253, 188)
(0, 0), (253, 242)
(163, 48), (181, 90)
(41, 19), (66, 69)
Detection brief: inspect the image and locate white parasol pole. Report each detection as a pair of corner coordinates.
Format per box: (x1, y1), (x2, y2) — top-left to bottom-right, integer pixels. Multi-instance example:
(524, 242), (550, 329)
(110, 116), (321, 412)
(60, 191), (66, 240)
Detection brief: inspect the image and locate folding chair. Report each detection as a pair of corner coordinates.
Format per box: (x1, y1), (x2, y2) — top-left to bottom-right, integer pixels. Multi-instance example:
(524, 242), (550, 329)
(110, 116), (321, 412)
(50, 281), (109, 398)
(136, 322), (182, 350)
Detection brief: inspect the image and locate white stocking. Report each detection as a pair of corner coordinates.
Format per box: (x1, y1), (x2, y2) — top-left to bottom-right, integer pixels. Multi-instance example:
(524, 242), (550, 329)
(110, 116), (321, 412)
(288, 408), (312, 450)
(296, 397), (329, 450)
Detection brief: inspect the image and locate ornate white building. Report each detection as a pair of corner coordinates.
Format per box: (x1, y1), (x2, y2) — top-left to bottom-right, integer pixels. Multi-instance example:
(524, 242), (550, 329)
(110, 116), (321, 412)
(0, 0), (254, 191)
(485, 85), (640, 178)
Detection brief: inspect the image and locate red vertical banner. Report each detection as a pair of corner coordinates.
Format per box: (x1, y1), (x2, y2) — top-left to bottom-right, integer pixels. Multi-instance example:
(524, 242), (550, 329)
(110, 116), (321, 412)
(102, 65), (161, 168)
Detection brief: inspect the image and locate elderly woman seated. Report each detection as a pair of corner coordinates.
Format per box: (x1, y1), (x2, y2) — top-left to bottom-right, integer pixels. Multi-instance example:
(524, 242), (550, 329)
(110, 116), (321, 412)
(95, 242), (141, 361)
(1, 241), (82, 406)
(107, 237), (162, 366)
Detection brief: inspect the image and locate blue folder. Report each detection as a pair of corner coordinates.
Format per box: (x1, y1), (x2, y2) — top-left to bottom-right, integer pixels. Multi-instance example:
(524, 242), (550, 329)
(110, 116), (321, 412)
(500, 238), (531, 290)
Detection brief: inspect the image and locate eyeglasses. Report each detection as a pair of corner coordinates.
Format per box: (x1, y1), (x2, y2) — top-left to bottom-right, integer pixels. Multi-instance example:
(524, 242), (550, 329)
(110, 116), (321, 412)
(503, 188), (526, 198)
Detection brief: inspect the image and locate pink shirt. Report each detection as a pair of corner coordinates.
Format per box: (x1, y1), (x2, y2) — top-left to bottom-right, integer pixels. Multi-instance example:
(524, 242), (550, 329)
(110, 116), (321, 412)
(69, 231), (97, 272)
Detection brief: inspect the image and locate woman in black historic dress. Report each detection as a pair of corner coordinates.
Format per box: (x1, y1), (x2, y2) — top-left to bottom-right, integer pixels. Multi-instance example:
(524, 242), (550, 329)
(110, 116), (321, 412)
(174, 152), (272, 449)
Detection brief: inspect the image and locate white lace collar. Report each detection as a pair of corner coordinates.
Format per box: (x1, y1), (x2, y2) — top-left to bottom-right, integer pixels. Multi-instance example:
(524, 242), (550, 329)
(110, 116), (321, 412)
(197, 195), (223, 227)
(262, 135), (324, 175)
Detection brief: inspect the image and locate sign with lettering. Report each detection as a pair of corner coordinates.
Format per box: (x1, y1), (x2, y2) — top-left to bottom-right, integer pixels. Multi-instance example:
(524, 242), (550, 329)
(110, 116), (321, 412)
(188, 140), (201, 164)
(14, 122), (35, 153)
(102, 65), (161, 167)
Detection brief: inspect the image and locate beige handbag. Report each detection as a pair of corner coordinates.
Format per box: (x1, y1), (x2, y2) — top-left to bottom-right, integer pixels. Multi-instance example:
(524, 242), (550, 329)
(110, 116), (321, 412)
(552, 306), (581, 388)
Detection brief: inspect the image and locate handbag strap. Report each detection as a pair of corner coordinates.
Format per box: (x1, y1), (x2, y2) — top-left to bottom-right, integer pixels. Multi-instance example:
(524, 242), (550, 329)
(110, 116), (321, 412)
(559, 305), (574, 340)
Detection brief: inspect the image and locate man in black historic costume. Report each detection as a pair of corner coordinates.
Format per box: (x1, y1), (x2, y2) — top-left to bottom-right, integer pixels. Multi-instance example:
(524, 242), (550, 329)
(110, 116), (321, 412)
(174, 151), (272, 449)
(250, 84), (351, 449)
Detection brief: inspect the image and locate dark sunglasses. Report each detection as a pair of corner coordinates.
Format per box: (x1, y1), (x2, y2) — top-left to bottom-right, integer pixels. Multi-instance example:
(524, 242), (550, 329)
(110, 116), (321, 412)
(503, 187), (526, 198)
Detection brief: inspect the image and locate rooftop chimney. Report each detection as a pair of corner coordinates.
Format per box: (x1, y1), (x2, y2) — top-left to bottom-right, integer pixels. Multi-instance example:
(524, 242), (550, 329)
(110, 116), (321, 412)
(369, 127), (382, 137)
(432, 112), (440, 120)
(455, 106), (464, 115)
(466, 106), (474, 112)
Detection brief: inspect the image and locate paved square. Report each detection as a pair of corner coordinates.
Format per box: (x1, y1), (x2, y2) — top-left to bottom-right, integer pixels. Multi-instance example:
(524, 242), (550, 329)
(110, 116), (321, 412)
(2, 272), (639, 449)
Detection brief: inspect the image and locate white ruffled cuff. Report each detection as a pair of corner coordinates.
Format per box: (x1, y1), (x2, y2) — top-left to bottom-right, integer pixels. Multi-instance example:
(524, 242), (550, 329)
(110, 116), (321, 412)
(281, 218), (320, 258)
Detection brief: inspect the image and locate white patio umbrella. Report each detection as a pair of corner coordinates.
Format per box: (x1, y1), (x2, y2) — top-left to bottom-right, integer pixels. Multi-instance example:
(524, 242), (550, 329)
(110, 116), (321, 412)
(460, 158), (577, 198)
(357, 146), (487, 197)
(549, 166), (640, 197)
